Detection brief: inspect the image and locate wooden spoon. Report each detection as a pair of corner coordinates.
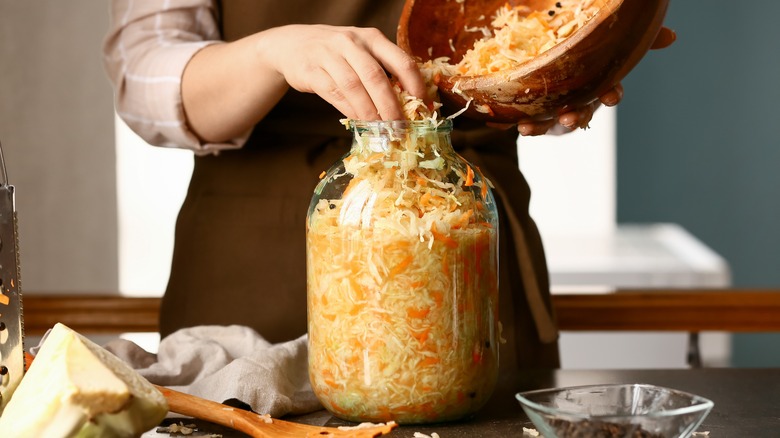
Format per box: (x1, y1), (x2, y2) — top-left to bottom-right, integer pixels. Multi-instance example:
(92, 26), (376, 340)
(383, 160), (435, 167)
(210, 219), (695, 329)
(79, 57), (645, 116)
(397, 0), (670, 123)
(154, 385), (397, 438)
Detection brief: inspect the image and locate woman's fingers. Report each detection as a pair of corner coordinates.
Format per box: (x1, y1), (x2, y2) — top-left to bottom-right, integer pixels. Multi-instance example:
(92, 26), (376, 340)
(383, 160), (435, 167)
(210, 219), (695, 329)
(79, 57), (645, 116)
(559, 99), (600, 130)
(524, 83), (618, 135)
(517, 118), (557, 136)
(350, 27), (427, 119)
(306, 66), (361, 120)
(322, 49), (387, 120)
(651, 26), (676, 50)
(599, 83), (624, 107)
(516, 98), (600, 136)
(511, 25), (674, 136)
(340, 32), (406, 120)
(365, 28), (427, 102)
(270, 25), (424, 121)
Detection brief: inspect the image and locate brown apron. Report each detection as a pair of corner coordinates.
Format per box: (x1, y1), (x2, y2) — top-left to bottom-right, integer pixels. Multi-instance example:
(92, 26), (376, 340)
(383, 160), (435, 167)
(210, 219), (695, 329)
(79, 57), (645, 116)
(160, 0), (560, 369)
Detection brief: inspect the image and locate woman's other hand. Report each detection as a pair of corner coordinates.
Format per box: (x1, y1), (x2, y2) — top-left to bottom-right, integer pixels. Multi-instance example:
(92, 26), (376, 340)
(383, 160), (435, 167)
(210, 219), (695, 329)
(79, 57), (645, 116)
(513, 26), (676, 136)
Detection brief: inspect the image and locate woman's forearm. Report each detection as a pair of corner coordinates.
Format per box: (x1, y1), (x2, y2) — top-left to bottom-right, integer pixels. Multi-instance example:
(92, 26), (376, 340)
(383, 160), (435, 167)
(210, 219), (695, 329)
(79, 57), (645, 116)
(182, 24), (429, 143)
(181, 32), (289, 144)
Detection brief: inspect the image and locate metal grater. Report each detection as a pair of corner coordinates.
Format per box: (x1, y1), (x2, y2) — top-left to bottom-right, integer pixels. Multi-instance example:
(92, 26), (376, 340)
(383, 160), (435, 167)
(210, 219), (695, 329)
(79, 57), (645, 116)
(0, 139), (24, 415)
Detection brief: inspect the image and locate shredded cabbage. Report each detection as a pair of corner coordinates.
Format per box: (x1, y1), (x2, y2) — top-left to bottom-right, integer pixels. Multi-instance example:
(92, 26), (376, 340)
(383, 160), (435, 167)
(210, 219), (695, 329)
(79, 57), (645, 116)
(307, 121), (499, 423)
(421, 0), (601, 78)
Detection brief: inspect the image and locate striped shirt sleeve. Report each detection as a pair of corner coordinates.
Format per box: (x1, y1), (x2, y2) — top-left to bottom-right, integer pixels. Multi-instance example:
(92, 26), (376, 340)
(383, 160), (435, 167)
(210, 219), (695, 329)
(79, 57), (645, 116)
(103, 0), (248, 155)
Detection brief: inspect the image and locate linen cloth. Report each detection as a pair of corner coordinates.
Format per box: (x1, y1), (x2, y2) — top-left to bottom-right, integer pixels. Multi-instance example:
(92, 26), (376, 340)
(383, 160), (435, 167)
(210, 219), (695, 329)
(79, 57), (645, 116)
(103, 325), (322, 417)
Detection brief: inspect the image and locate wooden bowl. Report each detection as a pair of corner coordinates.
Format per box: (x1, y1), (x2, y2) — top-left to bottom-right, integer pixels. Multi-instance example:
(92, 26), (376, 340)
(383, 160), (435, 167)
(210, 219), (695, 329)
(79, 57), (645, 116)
(397, 0), (670, 123)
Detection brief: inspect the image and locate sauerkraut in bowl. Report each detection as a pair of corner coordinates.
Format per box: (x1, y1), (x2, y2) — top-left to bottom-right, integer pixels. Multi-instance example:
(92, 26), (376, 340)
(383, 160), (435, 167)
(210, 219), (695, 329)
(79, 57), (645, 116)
(306, 119), (499, 423)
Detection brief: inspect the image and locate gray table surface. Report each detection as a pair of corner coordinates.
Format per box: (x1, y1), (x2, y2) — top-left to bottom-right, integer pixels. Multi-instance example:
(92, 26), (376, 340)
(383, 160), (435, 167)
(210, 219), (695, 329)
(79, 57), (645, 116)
(150, 368), (780, 437)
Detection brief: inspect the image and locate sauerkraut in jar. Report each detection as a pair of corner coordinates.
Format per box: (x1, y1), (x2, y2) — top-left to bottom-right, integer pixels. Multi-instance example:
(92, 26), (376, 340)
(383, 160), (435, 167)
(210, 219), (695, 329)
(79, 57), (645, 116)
(306, 119), (499, 424)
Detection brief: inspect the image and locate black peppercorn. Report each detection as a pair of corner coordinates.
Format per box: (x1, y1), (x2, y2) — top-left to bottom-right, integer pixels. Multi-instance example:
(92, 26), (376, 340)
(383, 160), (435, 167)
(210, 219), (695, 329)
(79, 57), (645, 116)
(548, 10), (555, 16)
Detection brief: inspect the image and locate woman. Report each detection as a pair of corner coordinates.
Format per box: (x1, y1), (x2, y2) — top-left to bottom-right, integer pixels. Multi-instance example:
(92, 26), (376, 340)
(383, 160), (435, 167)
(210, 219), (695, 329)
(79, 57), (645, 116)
(103, 0), (672, 370)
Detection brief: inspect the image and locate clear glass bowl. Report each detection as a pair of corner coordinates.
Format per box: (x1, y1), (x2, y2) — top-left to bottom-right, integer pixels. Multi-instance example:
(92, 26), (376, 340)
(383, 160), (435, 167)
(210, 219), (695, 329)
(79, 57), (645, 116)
(516, 383), (714, 438)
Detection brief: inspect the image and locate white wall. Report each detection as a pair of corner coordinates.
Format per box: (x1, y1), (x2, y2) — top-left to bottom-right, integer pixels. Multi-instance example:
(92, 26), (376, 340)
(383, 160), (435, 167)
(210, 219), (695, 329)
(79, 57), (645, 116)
(115, 116), (192, 296)
(518, 106), (616, 240)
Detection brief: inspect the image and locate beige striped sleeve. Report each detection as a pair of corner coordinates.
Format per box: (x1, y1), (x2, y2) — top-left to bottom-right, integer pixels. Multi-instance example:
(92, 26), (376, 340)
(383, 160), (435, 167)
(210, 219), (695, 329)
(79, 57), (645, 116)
(103, 0), (248, 155)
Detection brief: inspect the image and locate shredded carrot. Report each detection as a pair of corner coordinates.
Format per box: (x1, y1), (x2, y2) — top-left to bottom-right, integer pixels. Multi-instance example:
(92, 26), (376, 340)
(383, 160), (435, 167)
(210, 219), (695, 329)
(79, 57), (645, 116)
(367, 152), (385, 162)
(407, 307), (431, 319)
(413, 328), (431, 344)
(452, 209), (474, 229)
(431, 226), (459, 249)
(318, 170), (326, 179)
(420, 192), (432, 207)
(383, 240), (411, 251)
(430, 291), (444, 307)
(329, 401), (350, 415)
(420, 191), (445, 208)
(388, 255), (414, 278)
(342, 177), (360, 198)
(24, 351), (35, 372)
(465, 165), (475, 187)
(420, 357), (441, 366)
(349, 277), (365, 301)
(475, 166), (489, 199)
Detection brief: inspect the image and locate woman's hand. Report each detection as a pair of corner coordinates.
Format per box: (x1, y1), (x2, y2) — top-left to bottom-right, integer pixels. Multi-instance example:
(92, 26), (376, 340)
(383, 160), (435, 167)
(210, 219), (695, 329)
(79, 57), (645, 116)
(182, 24), (427, 143)
(514, 26), (677, 136)
(262, 24), (427, 121)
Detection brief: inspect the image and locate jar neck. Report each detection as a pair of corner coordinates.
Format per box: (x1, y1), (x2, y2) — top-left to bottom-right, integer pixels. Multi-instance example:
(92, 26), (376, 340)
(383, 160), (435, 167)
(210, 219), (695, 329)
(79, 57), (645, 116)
(348, 119), (454, 156)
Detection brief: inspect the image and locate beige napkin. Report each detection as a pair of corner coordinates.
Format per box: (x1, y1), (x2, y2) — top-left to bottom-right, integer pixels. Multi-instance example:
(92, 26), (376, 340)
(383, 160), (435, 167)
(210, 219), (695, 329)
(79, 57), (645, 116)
(103, 325), (322, 418)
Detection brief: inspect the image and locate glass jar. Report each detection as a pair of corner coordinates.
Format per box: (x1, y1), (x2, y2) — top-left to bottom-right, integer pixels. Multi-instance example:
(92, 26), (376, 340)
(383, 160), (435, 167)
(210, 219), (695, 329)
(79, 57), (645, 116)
(306, 119), (499, 424)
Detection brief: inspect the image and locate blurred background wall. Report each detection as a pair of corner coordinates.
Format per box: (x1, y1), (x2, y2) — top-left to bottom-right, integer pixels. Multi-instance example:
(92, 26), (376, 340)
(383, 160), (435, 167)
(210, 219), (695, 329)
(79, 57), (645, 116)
(0, 1), (118, 293)
(617, 0), (780, 366)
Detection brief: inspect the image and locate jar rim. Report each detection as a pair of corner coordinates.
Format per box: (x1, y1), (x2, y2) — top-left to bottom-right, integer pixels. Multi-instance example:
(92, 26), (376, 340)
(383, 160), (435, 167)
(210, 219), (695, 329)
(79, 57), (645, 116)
(347, 119), (453, 132)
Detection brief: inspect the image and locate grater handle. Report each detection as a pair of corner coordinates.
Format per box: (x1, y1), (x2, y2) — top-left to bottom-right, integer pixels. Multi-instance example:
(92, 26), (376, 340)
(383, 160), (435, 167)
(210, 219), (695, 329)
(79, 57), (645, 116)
(0, 139), (7, 187)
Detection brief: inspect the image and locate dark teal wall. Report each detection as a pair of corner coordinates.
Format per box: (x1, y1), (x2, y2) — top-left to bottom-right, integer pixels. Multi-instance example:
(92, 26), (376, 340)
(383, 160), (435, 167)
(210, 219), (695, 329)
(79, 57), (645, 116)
(616, 1), (780, 366)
